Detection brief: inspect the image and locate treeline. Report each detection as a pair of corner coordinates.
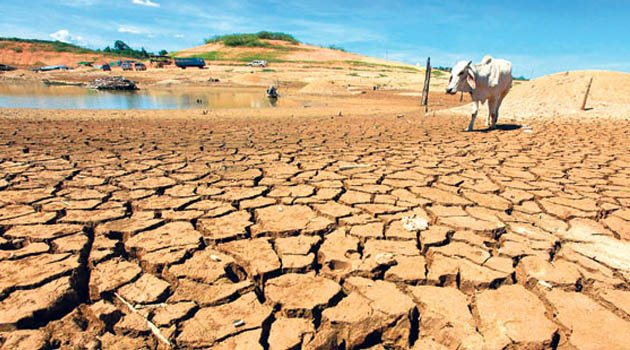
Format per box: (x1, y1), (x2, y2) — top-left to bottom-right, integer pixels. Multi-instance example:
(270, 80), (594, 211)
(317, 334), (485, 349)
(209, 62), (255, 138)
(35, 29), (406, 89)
(205, 31), (300, 47)
(101, 40), (152, 59)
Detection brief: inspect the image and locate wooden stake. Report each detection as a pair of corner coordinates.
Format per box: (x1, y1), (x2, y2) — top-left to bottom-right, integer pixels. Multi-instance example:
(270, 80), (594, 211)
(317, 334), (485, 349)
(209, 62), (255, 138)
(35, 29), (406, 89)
(581, 77), (593, 110)
(421, 57), (431, 110)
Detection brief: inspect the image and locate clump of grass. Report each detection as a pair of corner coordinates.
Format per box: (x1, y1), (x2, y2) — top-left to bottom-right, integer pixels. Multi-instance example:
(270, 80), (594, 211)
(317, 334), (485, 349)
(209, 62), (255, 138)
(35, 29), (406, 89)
(262, 68), (276, 72)
(205, 31), (300, 47)
(12, 46), (23, 53)
(328, 45), (346, 52)
(331, 66), (343, 70)
(378, 73), (388, 78)
(348, 72), (359, 77)
(256, 31), (299, 44)
(431, 70), (445, 76)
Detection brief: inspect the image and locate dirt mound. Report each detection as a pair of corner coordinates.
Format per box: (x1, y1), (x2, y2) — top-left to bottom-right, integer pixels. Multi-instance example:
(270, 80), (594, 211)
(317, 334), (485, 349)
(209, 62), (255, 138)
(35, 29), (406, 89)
(0, 40), (136, 68)
(444, 70), (630, 120)
(299, 79), (353, 96)
(176, 40), (418, 68)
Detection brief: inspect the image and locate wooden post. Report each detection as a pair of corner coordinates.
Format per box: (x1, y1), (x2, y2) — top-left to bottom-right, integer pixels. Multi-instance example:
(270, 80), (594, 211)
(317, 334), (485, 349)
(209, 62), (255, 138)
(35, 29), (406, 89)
(581, 77), (593, 110)
(421, 57), (431, 111)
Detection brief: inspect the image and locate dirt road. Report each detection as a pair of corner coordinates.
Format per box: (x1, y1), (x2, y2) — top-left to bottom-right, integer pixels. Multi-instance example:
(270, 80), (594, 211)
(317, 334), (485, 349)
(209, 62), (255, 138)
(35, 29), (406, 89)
(0, 110), (629, 349)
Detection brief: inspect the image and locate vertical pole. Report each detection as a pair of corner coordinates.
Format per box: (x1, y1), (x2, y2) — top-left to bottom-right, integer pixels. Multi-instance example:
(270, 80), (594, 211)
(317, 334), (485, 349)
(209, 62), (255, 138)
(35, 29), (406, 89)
(421, 57), (431, 111)
(581, 77), (593, 110)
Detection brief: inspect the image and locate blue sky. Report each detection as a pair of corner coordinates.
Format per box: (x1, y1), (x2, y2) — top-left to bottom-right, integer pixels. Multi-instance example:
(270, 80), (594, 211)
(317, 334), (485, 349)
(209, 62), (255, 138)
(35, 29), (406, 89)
(1, 0), (628, 78)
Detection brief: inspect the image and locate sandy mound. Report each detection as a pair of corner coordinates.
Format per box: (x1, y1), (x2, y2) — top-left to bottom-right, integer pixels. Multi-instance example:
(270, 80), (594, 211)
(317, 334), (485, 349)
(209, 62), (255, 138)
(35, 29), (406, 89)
(299, 80), (353, 96)
(443, 70), (630, 120)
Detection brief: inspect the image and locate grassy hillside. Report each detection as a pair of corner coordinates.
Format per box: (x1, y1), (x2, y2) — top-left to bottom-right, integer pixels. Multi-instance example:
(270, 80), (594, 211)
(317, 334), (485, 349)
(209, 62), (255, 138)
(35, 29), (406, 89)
(0, 37), (97, 55)
(0, 38), (144, 67)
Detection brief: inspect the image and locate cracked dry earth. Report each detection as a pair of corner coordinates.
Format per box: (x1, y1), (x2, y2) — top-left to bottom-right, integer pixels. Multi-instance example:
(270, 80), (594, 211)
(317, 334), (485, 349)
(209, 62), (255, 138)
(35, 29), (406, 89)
(0, 112), (629, 350)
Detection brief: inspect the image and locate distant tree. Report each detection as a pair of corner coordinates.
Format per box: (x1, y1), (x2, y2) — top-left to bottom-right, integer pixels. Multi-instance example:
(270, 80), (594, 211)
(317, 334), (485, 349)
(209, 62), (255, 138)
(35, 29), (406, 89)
(104, 46), (111, 52)
(114, 40), (132, 51)
(158, 49), (168, 56)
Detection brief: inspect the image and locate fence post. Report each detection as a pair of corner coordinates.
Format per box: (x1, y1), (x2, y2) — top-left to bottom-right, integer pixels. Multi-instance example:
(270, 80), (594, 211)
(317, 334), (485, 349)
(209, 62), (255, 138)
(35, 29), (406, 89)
(581, 77), (593, 110)
(421, 57), (431, 111)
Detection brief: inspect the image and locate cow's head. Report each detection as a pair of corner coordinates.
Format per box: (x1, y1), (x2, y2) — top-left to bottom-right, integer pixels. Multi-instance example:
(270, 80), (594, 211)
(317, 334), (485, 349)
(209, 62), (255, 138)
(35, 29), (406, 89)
(446, 60), (475, 94)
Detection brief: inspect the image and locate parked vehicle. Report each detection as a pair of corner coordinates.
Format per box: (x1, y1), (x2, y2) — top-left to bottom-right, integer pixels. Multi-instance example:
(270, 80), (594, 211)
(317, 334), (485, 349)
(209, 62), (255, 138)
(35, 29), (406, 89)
(0, 64), (17, 71)
(248, 60), (268, 67)
(102, 64), (111, 71)
(174, 57), (205, 69)
(121, 61), (134, 71)
(134, 62), (147, 71)
(149, 55), (173, 68)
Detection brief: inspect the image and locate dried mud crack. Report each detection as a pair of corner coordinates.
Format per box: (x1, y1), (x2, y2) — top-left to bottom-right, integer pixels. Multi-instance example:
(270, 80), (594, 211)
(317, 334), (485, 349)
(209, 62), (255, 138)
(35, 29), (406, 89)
(0, 111), (629, 349)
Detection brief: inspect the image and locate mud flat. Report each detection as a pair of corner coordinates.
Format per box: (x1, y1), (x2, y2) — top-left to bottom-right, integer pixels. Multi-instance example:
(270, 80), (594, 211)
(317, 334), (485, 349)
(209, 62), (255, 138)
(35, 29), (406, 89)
(0, 103), (629, 349)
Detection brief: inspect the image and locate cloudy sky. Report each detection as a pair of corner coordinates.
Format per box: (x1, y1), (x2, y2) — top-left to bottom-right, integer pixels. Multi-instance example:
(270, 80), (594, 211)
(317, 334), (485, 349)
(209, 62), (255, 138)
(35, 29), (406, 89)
(1, 0), (627, 78)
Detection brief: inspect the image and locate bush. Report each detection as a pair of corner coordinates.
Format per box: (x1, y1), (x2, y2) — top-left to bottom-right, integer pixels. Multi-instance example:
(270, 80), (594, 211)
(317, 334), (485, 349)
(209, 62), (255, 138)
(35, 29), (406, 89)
(328, 45), (346, 52)
(205, 31), (300, 46)
(257, 31), (299, 44)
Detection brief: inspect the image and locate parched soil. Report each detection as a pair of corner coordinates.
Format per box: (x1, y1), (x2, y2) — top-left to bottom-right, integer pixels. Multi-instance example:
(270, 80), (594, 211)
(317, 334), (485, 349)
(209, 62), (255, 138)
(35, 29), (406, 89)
(446, 70), (630, 121)
(0, 109), (629, 349)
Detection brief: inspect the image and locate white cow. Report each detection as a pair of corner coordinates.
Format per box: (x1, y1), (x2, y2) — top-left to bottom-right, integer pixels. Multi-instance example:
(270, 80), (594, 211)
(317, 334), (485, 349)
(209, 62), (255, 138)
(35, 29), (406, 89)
(446, 56), (512, 131)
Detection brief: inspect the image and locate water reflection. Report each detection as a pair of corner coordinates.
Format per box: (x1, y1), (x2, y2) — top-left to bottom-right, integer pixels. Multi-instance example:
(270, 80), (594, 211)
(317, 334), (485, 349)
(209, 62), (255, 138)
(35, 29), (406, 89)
(0, 84), (294, 110)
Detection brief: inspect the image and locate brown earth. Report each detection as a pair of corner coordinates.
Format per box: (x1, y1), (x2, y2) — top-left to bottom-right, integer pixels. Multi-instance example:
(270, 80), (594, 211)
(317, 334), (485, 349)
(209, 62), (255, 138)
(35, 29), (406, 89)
(0, 104), (629, 349)
(175, 40), (416, 67)
(444, 70), (630, 121)
(0, 41), (136, 68)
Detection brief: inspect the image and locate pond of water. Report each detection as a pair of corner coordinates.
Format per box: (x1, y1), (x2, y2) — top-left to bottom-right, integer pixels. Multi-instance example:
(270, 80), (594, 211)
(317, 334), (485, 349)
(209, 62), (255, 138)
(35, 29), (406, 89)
(0, 84), (291, 110)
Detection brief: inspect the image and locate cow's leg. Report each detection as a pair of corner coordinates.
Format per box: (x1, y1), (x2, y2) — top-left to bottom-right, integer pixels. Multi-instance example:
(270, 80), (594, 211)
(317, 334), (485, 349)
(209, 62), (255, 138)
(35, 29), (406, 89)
(494, 90), (509, 127)
(467, 101), (479, 131)
(487, 98), (497, 129)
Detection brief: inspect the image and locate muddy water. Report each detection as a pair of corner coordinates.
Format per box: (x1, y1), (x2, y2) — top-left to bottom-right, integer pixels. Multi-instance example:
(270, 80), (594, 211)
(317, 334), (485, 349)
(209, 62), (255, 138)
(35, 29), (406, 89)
(0, 83), (294, 109)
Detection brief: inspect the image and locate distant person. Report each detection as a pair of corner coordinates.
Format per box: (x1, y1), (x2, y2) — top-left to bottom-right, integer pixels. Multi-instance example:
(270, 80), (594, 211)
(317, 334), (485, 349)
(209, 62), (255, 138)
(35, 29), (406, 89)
(266, 85), (278, 98)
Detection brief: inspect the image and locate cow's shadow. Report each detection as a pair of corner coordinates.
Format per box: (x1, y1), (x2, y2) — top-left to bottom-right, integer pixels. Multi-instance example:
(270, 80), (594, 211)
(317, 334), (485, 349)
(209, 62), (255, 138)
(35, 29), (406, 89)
(469, 124), (522, 133)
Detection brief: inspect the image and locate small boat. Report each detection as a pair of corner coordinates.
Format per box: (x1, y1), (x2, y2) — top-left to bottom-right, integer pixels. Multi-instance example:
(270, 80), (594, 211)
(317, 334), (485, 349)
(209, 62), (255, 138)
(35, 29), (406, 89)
(33, 65), (68, 72)
(42, 79), (85, 86)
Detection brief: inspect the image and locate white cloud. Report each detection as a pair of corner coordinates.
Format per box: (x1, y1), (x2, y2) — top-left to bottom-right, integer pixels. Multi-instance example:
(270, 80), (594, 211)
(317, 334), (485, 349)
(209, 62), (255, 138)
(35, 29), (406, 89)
(131, 0), (159, 7)
(49, 29), (85, 45)
(173, 34), (184, 38)
(118, 26), (143, 34)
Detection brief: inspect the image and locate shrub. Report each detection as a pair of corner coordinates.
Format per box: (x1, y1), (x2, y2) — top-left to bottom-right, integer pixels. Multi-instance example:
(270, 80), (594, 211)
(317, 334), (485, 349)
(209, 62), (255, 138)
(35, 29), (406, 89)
(205, 31), (300, 46)
(328, 45), (346, 52)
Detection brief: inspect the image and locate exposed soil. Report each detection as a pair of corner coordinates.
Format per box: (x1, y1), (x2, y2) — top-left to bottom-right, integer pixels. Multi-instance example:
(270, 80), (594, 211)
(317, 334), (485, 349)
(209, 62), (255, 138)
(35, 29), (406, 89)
(0, 41), (136, 68)
(444, 70), (630, 121)
(0, 104), (629, 349)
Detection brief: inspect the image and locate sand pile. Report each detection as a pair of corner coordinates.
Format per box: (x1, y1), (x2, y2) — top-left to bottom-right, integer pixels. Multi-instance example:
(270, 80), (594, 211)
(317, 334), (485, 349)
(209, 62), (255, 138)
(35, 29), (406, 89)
(299, 79), (354, 96)
(444, 70), (630, 120)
